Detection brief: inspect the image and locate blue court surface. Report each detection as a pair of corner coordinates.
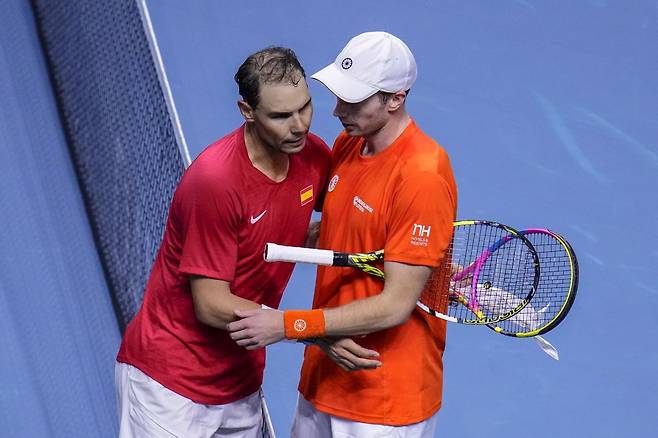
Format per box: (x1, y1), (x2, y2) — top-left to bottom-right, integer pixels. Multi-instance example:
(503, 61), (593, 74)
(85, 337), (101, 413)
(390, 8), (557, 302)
(1, 1), (657, 437)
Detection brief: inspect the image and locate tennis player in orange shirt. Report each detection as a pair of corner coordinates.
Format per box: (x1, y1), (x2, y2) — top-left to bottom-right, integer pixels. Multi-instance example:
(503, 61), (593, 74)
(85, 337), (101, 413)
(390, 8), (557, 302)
(228, 32), (458, 437)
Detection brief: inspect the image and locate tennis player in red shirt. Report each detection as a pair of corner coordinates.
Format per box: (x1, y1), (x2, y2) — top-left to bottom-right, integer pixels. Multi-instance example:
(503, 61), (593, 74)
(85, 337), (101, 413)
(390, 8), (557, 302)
(115, 47), (331, 437)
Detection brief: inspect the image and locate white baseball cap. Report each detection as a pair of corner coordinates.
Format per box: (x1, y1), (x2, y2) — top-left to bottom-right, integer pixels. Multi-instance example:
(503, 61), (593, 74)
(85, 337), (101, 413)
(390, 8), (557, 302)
(311, 31), (417, 103)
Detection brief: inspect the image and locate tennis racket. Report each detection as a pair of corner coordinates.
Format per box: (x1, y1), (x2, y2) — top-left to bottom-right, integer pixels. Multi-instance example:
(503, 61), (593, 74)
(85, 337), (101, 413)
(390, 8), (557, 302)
(485, 228), (578, 337)
(264, 220), (541, 325)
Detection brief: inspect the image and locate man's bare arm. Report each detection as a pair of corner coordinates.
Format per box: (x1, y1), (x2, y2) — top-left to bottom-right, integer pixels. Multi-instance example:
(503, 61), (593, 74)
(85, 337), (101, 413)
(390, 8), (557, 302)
(190, 277), (261, 329)
(323, 261), (430, 336)
(227, 261), (431, 348)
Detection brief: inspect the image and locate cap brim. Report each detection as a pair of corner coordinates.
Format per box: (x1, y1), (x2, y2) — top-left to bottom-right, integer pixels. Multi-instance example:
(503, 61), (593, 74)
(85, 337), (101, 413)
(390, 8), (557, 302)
(311, 63), (379, 104)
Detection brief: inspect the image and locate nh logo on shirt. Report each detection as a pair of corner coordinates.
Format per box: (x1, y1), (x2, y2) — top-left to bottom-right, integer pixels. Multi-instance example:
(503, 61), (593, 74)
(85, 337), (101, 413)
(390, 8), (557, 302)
(412, 224), (431, 237)
(411, 224), (431, 247)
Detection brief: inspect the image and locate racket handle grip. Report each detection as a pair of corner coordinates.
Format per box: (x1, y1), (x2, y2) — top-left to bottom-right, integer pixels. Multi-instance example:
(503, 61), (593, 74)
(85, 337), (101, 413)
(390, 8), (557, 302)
(264, 243), (334, 266)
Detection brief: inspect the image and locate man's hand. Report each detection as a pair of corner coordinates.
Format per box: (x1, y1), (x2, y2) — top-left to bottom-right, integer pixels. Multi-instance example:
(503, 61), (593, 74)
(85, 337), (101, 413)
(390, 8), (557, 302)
(227, 308), (285, 349)
(314, 337), (382, 371)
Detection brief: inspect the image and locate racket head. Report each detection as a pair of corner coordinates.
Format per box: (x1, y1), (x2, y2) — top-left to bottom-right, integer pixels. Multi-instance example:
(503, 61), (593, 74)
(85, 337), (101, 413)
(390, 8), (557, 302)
(419, 220), (541, 325)
(488, 229), (578, 337)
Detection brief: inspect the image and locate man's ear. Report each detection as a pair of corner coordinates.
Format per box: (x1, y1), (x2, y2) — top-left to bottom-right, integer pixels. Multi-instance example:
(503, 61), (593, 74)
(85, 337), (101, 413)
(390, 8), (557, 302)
(387, 91), (407, 112)
(237, 100), (255, 122)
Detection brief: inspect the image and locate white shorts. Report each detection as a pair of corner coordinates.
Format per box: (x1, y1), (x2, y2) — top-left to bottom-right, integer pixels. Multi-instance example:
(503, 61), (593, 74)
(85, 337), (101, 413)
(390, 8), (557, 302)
(291, 394), (438, 438)
(115, 362), (274, 438)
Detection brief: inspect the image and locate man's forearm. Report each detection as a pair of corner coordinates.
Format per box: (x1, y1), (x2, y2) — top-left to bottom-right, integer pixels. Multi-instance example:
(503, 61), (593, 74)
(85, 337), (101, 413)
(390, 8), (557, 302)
(323, 292), (409, 336)
(319, 261), (431, 337)
(190, 277), (261, 329)
(196, 294), (261, 329)
(227, 262), (432, 348)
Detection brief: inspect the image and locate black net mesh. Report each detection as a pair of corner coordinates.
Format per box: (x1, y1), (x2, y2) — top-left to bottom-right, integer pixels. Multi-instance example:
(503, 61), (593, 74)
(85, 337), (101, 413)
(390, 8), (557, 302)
(32, 0), (185, 331)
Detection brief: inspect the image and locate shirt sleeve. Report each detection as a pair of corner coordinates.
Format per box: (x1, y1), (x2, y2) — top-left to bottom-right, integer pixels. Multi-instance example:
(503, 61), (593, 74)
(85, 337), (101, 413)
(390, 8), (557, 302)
(384, 172), (456, 268)
(175, 171), (241, 281)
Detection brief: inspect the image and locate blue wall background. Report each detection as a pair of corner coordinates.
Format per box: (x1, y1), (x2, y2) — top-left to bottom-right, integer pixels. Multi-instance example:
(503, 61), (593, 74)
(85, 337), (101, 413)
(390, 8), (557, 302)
(146, 1), (658, 437)
(0, 1), (656, 436)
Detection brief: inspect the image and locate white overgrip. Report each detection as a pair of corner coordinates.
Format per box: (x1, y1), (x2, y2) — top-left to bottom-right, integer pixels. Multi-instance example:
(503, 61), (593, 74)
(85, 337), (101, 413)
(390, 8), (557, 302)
(264, 243), (335, 266)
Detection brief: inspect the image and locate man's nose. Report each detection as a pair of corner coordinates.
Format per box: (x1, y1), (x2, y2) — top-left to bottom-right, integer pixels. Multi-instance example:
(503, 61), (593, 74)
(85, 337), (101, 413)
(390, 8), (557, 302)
(290, 113), (307, 134)
(333, 98), (348, 118)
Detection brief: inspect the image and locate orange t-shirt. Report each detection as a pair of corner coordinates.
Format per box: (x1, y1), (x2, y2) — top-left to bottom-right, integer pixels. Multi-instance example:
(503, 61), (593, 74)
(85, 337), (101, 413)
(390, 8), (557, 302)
(298, 121), (458, 425)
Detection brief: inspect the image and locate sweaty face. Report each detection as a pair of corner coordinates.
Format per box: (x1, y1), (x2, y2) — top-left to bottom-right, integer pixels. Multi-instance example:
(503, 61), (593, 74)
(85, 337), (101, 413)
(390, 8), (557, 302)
(332, 94), (388, 137)
(251, 78), (313, 155)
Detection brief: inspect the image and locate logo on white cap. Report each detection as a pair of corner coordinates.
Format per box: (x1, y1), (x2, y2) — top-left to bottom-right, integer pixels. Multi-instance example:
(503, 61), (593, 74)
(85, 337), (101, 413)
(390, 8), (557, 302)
(311, 32), (417, 103)
(341, 58), (353, 69)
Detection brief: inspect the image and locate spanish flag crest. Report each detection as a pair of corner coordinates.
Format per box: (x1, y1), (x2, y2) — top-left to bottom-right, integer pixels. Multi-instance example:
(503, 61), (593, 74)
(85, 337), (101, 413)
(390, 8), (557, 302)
(299, 185), (314, 206)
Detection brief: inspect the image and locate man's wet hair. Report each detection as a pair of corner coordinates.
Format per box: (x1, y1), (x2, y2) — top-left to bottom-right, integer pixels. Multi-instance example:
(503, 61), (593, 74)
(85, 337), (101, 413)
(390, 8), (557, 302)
(235, 47), (306, 109)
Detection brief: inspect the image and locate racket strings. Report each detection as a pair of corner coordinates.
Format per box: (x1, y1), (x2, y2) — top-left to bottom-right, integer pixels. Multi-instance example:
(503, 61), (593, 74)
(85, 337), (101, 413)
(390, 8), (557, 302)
(469, 235), (537, 320)
(495, 233), (574, 334)
(419, 223), (538, 323)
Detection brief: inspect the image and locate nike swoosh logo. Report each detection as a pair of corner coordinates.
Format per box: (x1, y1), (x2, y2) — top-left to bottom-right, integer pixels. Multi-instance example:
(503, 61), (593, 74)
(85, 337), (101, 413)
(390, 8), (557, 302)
(250, 210), (267, 224)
